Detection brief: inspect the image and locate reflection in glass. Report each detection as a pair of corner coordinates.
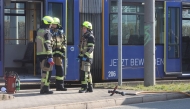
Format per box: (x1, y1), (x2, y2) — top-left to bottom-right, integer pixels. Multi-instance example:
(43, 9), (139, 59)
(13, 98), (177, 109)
(168, 7), (180, 58)
(109, 14), (144, 45)
(4, 16), (25, 45)
(48, 3), (62, 25)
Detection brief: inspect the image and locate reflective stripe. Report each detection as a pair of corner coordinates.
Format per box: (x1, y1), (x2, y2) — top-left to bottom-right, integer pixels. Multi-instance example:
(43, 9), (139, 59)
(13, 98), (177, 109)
(44, 40), (51, 43)
(88, 43), (94, 46)
(79, 54), (84, 56)
(54, 43), (61, 45)
(53, 51), (63, 55)
(44, 71), (50, 86)
(41, 78), (46, 82)
(56, 76), (63, 80)
(85, 52), (90, 57)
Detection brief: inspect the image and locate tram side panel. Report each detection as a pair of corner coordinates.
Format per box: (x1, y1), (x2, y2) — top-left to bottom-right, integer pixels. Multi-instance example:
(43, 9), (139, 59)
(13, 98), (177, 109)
(103, 0), (165, 80)
(104, 45), (165, 80)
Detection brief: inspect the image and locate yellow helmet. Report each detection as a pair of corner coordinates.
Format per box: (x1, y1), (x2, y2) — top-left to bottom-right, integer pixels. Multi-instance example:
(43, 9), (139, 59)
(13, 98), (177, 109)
(42, 16), (54, 24)
(82, 21), (92, 30)
(53, 17), (60, 25)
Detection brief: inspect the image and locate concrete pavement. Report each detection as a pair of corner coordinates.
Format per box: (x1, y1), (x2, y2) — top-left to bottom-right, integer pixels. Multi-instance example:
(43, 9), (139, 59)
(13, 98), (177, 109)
(97, 98), (190, 109)
(0, 88), (189, 109)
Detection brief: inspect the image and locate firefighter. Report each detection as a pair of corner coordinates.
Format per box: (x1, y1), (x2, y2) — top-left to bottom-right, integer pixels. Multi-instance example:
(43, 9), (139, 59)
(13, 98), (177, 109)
(36, 16), (55, 94)
(51, 17), (67, 91)
(77, 21), (95, 93)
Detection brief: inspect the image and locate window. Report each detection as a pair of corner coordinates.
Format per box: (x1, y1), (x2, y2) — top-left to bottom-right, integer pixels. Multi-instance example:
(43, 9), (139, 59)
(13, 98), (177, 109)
(48, 3), (63, 25)
(109, 1), (144, 45)
(67, 0), (74, 45)
(182, 8), (190, 36)
(155, 2), (164, 44)
(168, 8), (180, 58)
(109, 1), (164, 45)
(48, 2), (74, 44)
(4, 3), (26, 45)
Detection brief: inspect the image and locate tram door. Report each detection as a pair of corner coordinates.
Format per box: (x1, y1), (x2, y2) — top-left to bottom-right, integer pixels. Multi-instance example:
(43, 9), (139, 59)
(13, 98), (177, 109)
(164, 1), (182, 75)
(45, 0), (80, 80)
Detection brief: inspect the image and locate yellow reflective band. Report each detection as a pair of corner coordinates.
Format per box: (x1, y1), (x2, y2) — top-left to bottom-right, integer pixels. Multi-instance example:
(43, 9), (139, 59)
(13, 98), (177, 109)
(85, 52), (90, 57)
(44, 40), (51, 43)
(79, 54), (84, 56)
(54, 43), (61, 45)
(56, 76), (64, 80)
(44, 71), (50, 86)
(41, 78), (46, 82)
(37, 51), (52, 55)
(53, 51), (63, 55)
(88, 43), (94, 46)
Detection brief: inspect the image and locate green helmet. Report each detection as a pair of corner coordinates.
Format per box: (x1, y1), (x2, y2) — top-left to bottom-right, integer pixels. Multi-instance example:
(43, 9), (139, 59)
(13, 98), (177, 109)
(52, 17), (60, 25)
(42, 16), (54, 24)
(82, 21), (92, 30)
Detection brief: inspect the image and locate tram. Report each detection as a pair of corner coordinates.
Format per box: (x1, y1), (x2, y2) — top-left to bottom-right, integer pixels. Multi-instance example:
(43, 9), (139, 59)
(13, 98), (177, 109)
(0, 0), (189, 83)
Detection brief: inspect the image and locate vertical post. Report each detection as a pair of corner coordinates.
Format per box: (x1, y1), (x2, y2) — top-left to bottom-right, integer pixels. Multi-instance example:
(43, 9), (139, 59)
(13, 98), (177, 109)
(118, 0), (122, 86)
(144, 0), (155, 86)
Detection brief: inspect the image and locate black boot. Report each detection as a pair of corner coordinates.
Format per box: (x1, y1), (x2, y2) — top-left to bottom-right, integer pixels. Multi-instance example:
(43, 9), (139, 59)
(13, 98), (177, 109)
(40, 86), (53, 94)
(79, 84), (88, 93)
(56, 80), (67, 91)
(87, 83), (93, 92)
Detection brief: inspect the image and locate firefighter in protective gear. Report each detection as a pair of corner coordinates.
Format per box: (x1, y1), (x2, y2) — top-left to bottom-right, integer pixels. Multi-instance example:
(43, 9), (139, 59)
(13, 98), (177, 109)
(36, 16), (55, 94)
(51, 17), (67, 91)
(77, 21), (95, 93)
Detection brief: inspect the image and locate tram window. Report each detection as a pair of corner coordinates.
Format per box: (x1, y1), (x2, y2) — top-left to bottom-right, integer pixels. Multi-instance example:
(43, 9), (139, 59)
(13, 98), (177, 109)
(48, 2), (74, 45)
(168, 8), (180, 58)
(48, 3), (63, 25)
(109, 1), (144, 45)
(109, 14), (144, 45)
(4, 16), (26, 45)
(182, 9), (190, 36)
(155, 2), (164, 44)
(183, 9), (190, 18)
(67, 0), (74, 45)
(4, 2), (26, 45)
(5, 3), (24, 9)
(109, 1), (164, 45)
(4, 3), (25, 14)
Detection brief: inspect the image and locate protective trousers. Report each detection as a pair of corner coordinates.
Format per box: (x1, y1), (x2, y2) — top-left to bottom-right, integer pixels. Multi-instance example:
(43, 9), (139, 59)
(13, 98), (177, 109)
(40, 59), (53, 90)
(53, 57), (66, 90)
(79, 61), (93, 92)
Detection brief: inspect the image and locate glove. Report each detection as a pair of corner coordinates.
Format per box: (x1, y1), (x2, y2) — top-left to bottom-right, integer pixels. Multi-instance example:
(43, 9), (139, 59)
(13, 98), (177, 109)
(48, 58), (54, 66)
(76, 58), (80, 62)
(76, 55), (83, 62)
(82, 57), (87, 61)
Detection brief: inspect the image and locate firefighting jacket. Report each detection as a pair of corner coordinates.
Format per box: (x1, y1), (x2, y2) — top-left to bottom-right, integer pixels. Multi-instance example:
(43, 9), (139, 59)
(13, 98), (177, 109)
(79, 31), (95, 59)
(52, 27), (66, 58)
(36, 28), (53, 58)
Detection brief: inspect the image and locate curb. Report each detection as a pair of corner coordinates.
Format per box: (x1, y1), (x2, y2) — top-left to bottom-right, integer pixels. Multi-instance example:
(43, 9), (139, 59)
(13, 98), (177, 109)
(20, 93), (189, 109)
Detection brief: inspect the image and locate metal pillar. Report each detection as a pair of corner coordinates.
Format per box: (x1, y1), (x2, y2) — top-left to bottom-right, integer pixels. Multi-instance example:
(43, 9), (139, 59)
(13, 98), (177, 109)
(118, 0), (122, 86)
(144, 0), (155, 86)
